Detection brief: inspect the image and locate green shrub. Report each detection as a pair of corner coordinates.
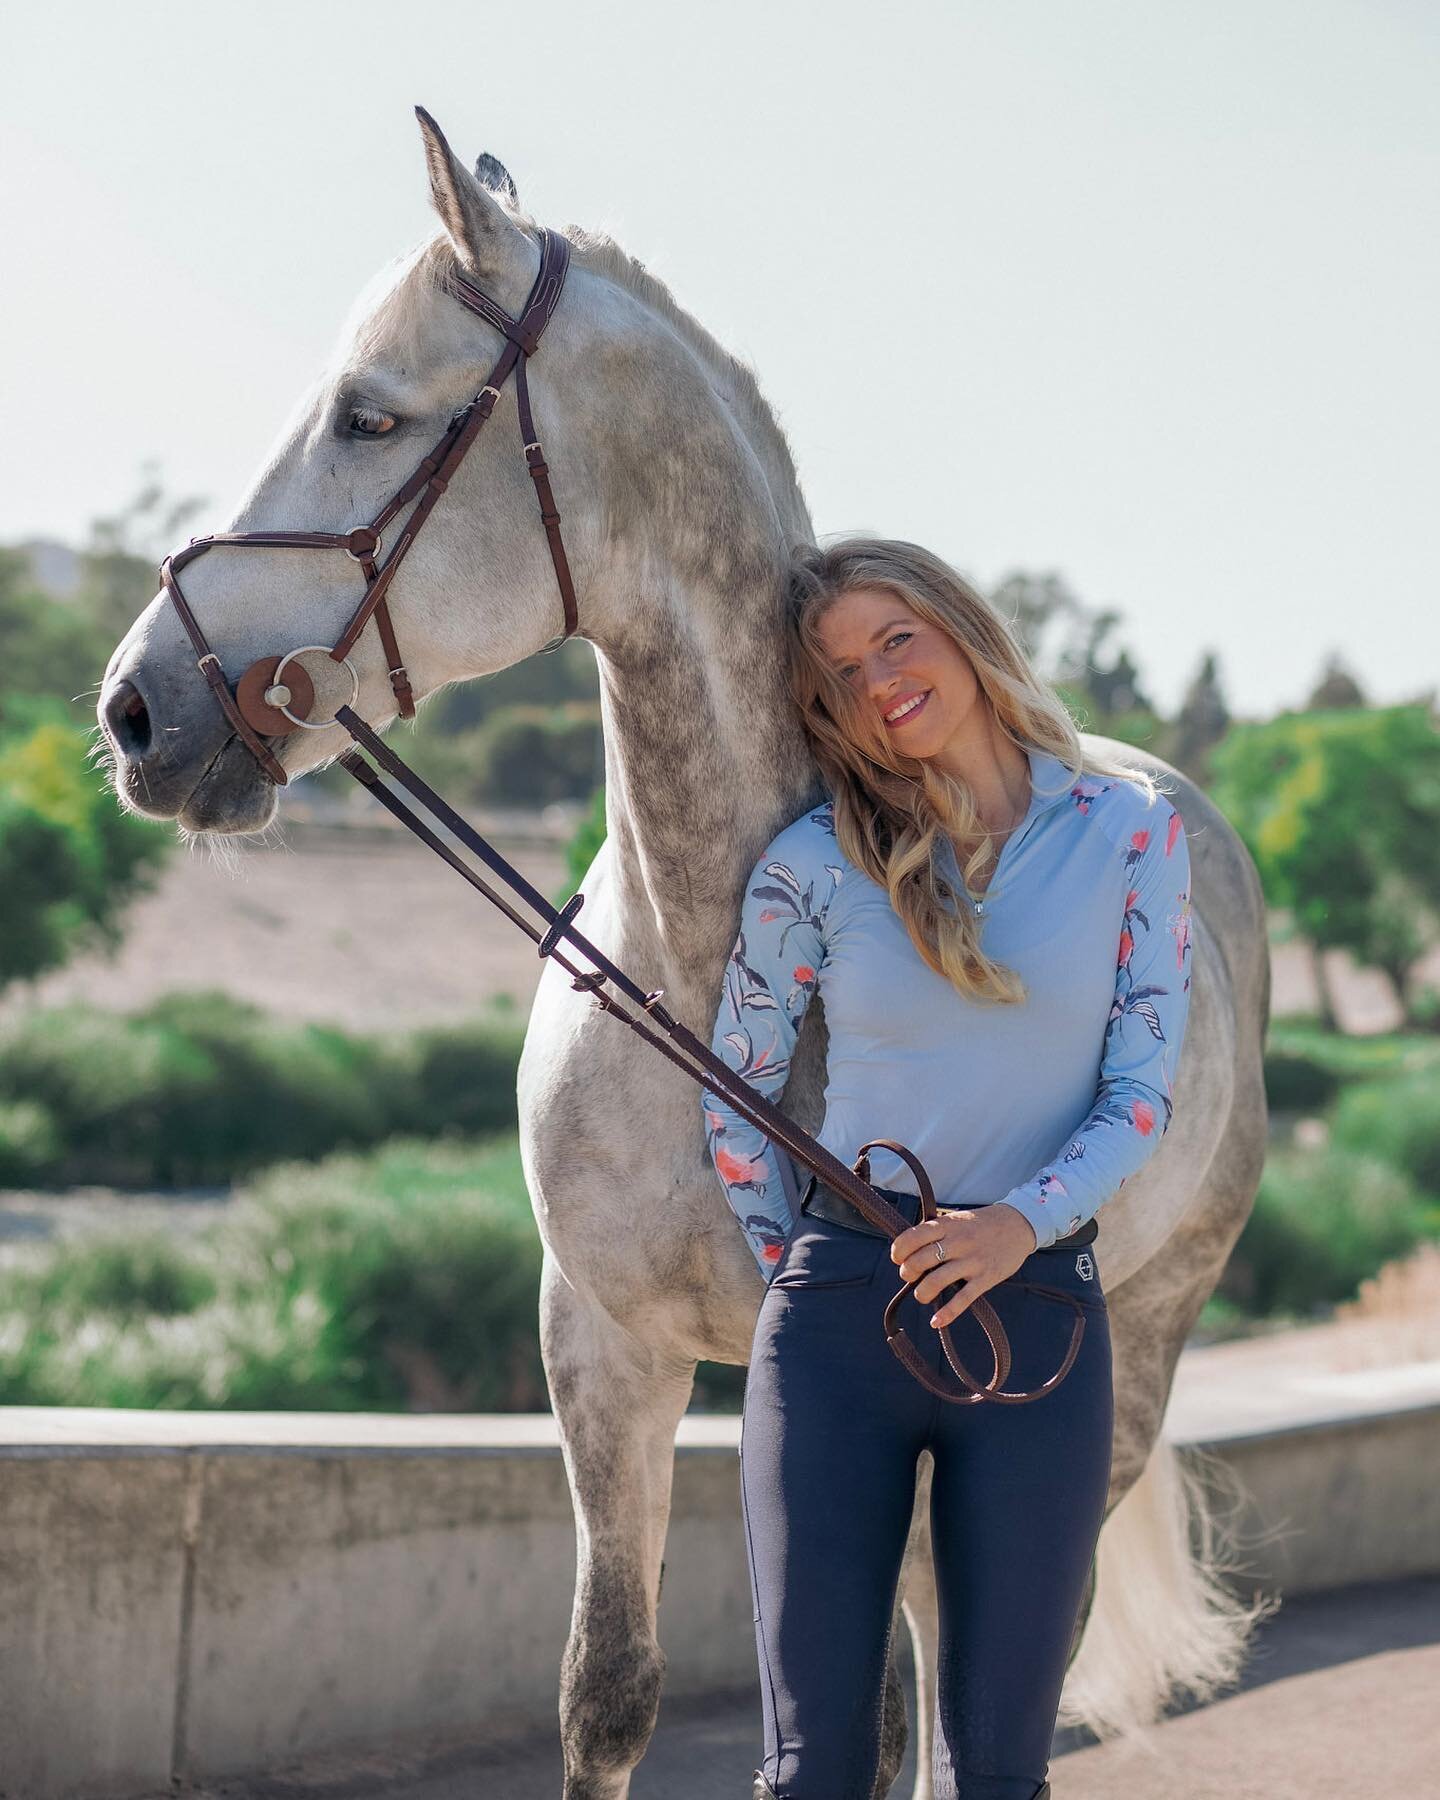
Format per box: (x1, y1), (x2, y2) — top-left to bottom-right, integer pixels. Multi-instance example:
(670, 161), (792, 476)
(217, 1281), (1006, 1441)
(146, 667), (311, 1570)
(127, 992), (397, 1183)
(397, 1019), (527, 1140)
(0, 1136), (546, 1412)
(1263, 1047), (1341, 1114)
(0, 1004), (217, 1185)
(1330, 1073), (1440, 1198)
(562, 784), (607, 903)
(2, 1228), (217, 1322)
(0, 548), (114, 732)
(1264, 1022), (1440, 1084)
(1219, 1143), (1435, 1317)
(230, 1138), (544, 1410)
(0, 994), (523, 1188)
(372, 704), (602, 810)
(0, 1099), (61, 1186)
(472, 705), (602, 806)
(0, 702), (169, 991)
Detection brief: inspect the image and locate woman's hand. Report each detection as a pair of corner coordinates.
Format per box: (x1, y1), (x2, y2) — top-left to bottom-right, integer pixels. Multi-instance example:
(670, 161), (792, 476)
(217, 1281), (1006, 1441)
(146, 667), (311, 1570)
(890, 1203), (1038, 1328)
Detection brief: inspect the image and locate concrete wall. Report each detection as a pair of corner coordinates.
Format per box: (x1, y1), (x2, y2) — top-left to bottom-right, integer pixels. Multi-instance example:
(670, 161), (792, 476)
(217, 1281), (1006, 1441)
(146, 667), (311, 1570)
(3, 1352), (1439, 1798)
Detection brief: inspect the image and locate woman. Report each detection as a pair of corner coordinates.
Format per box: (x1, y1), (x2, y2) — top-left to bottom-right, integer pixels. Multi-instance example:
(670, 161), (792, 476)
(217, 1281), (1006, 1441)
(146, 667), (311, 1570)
(700, 538), (1193, 1800)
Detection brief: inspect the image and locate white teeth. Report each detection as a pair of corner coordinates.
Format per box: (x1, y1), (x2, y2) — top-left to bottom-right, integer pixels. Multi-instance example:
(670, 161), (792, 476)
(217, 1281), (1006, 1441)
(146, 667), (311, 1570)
(884, 691), (927, 723)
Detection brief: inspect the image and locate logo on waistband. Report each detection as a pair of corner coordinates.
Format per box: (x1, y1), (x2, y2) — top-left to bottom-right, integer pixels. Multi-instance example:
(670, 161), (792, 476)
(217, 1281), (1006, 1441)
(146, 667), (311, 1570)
(1075, 1252), (1095, 1282)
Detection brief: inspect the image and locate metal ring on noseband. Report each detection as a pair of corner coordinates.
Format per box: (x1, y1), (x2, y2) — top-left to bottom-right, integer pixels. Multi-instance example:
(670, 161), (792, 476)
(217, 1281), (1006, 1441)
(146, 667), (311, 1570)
(270, 647), (360, 729)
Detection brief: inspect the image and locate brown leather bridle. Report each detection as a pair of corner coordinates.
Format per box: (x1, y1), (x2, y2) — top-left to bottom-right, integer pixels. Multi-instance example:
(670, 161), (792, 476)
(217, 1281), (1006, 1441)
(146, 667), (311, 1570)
(153, 216), (1100, 1406)
(158, 226), (578, 787)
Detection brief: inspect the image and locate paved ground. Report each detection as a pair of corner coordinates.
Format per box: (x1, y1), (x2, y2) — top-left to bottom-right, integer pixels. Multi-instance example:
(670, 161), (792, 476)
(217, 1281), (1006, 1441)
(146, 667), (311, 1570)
(152, 1575), (1440, 1799)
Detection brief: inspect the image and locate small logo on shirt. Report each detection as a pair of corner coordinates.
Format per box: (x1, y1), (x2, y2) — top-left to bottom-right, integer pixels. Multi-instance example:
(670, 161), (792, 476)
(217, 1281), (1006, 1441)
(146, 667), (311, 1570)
(1075, 1252), (1095, 1282)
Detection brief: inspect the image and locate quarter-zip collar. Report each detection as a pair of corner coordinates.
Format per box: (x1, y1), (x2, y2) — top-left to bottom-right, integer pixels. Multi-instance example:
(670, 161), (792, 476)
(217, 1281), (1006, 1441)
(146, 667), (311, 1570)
(939, 742), (1080, 909)
(1015, 743), (1082, 835)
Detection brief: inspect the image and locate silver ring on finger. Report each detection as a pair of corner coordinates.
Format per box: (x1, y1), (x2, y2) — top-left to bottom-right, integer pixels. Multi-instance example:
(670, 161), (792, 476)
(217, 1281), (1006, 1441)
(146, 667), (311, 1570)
(931, 1239), (947, 1267)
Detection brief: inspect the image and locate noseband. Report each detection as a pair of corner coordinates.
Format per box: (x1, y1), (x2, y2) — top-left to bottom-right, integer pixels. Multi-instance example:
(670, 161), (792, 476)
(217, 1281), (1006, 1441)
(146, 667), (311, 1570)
(158, 227), (578, 787)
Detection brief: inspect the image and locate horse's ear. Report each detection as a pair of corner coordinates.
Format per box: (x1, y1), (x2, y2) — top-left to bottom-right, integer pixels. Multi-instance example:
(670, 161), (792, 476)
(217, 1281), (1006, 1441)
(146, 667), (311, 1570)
(474, 153), (518, 207)
(414, 107), (525, 278)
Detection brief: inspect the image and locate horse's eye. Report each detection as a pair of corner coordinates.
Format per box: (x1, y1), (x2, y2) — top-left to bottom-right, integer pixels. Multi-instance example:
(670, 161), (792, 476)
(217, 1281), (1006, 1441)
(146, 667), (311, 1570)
(348, 405), (397, 437)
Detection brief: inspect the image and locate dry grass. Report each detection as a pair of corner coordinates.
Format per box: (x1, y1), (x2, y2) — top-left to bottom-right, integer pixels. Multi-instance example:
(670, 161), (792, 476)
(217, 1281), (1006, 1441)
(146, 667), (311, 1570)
(1328, 1239), (1440, 1367)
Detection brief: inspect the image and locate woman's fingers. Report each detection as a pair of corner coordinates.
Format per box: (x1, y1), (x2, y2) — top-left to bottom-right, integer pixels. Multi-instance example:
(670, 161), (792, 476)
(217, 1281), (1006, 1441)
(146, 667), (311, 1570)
(928, 1288), (986, 1332)
(912, 1255), (980, 1310)
(890, 1223), (943, 1267)
(895, 1239), (954, 1289)
(892, 1214), (967, 1276)
(889, 1213), (1016, 1325)
(890, 1207), (975, 1267)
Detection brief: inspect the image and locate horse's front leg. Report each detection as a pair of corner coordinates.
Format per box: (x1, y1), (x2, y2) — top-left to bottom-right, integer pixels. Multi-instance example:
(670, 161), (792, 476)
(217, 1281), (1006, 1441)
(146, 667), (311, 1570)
(541, 1250), (697, 1800)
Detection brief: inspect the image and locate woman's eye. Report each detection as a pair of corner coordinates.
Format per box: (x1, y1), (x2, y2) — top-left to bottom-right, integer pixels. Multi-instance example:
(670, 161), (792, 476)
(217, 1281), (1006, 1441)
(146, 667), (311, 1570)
(835, 633), (911, 681)
(348, 406), (397, 437)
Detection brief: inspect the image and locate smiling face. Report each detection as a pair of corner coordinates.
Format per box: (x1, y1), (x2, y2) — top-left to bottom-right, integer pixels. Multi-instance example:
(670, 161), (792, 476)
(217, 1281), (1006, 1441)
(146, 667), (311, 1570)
(814, 586), (986, 763)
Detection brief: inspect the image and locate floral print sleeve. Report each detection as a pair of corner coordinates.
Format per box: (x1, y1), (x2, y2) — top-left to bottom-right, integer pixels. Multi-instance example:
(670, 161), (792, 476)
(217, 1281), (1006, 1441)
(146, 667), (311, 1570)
(995, 800), (1194, 1251)
(701, 816), (841, 1276)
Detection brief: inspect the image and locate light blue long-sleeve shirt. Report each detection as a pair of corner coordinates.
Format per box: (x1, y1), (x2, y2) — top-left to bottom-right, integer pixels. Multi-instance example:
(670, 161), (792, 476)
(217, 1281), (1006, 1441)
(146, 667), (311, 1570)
(701, 745), (1193, 1272)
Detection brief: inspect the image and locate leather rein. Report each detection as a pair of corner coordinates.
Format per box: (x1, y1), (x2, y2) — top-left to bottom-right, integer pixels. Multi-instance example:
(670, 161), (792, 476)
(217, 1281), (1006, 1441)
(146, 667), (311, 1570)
(155, 224), (1100, 1407)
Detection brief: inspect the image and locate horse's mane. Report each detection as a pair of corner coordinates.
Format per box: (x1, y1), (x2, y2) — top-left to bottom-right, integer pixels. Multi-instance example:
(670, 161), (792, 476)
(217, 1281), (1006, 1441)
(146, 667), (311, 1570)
(340, 209), (803, 514)
(559, 224), (801, 495)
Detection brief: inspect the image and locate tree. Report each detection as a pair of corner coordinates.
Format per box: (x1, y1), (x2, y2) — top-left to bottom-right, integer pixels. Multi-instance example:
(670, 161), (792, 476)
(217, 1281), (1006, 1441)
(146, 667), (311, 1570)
(989, 572), (1084, 673)
(1210, 705), (1440, 1029)
(989, 572), (1160, 746)
(0, 550), (113, 731)
(422, 634), (600, 733)
(0, 700), (170, 993)
(1305, 653), (1367, 713)
(74, 463), (207, 644)
(561, 786), (609, 907)
(1172, 650), (1231, 782)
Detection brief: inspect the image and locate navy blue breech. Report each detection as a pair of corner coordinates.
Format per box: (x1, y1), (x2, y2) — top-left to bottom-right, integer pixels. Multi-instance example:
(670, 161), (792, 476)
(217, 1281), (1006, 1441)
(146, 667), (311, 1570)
(739, 1183), (1113, 1800)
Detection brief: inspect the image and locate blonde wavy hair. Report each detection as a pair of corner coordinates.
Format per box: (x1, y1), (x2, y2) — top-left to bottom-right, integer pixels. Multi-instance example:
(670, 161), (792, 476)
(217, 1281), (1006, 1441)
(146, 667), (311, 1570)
(784, 537), (1158, 1005)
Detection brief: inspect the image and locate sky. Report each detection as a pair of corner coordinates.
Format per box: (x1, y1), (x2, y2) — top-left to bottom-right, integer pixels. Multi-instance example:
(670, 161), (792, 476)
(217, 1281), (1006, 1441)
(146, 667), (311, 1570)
(2, 0), (1435, 717)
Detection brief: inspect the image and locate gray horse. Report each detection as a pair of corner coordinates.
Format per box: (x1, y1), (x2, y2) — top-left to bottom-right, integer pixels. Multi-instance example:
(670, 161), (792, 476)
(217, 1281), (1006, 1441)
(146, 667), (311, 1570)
(98, 112), (1272, 1799)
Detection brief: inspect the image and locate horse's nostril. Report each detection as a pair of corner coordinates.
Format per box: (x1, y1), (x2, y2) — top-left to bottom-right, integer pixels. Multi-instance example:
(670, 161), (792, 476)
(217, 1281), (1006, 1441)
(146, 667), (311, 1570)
(102, 679), (154, 759)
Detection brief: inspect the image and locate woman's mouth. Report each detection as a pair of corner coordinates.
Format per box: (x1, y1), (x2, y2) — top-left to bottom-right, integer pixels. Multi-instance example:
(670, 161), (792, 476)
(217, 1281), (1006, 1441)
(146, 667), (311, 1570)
(882, 689), (931, 729)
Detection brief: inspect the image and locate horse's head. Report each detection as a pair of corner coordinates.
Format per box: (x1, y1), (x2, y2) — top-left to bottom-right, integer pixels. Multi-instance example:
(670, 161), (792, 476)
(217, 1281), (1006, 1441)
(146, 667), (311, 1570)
(98, 111), (613, 835)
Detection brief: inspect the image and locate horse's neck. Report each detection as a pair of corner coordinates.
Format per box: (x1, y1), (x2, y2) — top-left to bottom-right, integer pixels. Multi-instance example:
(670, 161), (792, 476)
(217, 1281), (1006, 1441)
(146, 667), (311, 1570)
(590, 559), (819, 1006)
(559, 260), (820, 1007)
